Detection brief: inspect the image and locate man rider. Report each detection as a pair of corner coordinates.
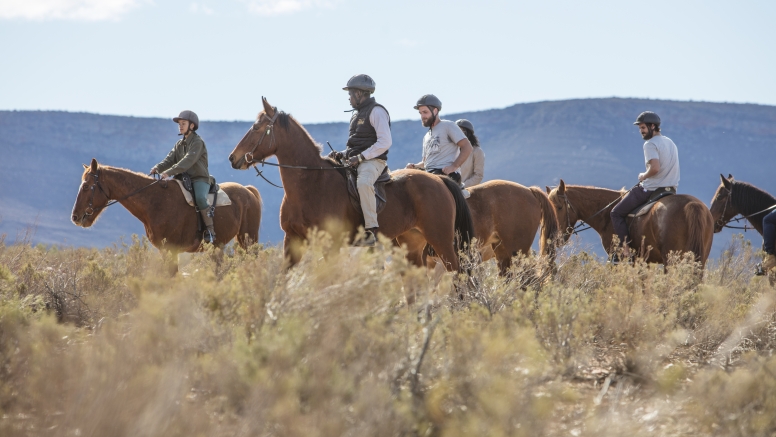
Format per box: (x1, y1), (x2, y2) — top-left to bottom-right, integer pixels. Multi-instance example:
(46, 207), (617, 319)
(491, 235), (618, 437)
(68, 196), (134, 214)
(150, 110), (216, 244)
(456, 119), (485, 188)
(329, 74), (392, 247)
(761, 210), (776, 271)
(406, 95), (473, 186)
(610, 111), (679, 258)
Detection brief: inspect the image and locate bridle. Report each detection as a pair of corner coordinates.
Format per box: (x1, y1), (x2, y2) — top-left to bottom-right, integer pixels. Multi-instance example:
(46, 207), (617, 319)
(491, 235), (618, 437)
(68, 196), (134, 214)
(556, 192), (625, 237)
(239, 110), (346, 189)
(714, 186), (774, 231)
(77, 169), (159, 223)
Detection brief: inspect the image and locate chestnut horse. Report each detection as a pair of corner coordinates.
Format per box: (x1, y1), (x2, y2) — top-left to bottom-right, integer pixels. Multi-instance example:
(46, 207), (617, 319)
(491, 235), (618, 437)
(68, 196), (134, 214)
(710, 174), (776, 236)
(547, 180), (713, 268)
(227, 98), (474, 271)
(397, 180), (560, 275)
(71, 159), (263, 272)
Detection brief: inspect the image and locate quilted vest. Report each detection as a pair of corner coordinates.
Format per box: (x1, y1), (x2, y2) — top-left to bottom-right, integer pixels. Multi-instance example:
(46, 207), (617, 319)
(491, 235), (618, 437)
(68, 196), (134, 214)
(345, 97), (390, 160)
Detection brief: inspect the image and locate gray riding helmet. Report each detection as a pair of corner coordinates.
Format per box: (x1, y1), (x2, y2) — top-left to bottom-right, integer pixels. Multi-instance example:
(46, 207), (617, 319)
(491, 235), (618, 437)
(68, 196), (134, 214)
(173, 110), (199, 130)
(633, 111), (661, 126)
(455, 119), (474, 132)
(414, 94), (442, 111)
(343, 74), (376, 93)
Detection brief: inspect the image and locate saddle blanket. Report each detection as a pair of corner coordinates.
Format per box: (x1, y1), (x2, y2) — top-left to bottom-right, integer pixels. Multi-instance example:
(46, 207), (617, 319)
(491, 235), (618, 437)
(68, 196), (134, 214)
(627, 189), (675, 218)
(174, 180), (232, 207)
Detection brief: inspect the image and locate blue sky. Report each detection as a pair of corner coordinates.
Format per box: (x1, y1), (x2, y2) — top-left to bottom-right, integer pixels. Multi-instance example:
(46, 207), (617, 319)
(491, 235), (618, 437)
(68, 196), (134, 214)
(1, 0), (774, 124)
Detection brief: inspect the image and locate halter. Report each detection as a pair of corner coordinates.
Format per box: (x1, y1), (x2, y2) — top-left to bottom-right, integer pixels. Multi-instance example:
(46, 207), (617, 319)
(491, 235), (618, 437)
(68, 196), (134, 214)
(78, 169), (159, 223)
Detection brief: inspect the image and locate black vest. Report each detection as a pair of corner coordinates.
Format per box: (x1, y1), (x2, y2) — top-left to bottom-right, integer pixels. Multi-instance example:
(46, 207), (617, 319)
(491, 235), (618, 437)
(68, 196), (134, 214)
(345, 97), (390, 160)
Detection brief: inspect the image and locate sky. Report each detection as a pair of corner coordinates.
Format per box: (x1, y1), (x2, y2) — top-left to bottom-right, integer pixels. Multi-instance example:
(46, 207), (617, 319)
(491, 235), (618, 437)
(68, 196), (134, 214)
(1, 0), (774, 124)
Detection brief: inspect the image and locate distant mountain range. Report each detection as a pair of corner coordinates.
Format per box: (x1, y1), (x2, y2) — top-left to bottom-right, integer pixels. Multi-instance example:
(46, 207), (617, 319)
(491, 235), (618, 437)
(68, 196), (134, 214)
(2, 98), (775, 258)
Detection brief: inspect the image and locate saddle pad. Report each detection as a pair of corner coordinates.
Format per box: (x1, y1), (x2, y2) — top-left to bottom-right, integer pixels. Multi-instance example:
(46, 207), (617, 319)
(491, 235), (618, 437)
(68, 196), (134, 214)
(627, 191), (674, 218)
(347, 166), (391, 215)
(174, 180), (232, 207)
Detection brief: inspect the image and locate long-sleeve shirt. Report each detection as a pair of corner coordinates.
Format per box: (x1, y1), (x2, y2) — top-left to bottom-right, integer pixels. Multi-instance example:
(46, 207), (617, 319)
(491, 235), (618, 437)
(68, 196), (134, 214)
(460, 146), (485, 187)
(153, 132), (212, 182)
(361, 106), (392, 160)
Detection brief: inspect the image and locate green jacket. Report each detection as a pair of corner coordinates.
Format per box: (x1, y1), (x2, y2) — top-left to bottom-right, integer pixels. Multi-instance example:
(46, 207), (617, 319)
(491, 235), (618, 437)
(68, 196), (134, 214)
(154, 132), (212, 183)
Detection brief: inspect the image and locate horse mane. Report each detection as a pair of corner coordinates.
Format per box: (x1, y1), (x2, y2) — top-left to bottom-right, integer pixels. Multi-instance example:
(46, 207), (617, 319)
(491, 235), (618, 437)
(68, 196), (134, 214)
(83, 164), (153, 181)
(731, 180), (776, 218)
(258, 108), (323, 154)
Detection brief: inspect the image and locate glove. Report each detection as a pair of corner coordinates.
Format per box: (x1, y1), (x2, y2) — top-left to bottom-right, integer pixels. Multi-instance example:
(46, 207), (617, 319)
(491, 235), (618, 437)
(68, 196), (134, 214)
(328, 150), (344, 161)
(347, 156), (360, 167)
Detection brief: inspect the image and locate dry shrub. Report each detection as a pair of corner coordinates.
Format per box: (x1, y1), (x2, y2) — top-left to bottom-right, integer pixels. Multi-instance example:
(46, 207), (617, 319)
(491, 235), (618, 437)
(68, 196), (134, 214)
(2, 233), (776, 436)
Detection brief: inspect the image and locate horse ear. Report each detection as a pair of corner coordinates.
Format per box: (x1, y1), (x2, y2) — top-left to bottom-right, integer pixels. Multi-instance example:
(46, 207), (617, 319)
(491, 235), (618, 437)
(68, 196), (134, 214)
(728, 173), (734, 181)
(262, 97), (275, 117)
(558, 180), (566, 195)
(90, 158), (99, 173)
(721, 174), (732, 190)
(82, 163), (88, 169)
(545, 186), (552, 195)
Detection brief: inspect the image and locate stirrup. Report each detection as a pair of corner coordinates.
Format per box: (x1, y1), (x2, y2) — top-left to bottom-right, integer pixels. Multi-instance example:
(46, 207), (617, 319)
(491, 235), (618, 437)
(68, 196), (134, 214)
(203, 230), (216, 245)
(354, 230), (377, 247)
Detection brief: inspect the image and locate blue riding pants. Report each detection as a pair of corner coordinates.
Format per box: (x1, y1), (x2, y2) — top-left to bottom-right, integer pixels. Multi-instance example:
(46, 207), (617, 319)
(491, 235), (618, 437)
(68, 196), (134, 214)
(763, 210), (776, 254)
(192, 180), (211, 211)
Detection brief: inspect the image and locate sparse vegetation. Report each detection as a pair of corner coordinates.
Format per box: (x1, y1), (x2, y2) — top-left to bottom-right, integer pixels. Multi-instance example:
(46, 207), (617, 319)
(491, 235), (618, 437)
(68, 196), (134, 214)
(1, 232), (776, 436)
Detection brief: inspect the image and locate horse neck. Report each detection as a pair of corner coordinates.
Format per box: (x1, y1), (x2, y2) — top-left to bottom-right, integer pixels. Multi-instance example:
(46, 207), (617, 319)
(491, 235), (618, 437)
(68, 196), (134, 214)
(273, 121), (339, 196)
(568, 186), (621, 234)
(734, 184), (776, 234)
(101, 167), (156, 222)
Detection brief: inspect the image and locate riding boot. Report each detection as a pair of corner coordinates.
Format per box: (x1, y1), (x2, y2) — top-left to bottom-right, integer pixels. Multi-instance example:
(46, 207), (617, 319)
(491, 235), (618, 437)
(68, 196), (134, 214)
(200, 209), (216, 244)
(355, 227), (378, 247)
(763, 254), (776, 272)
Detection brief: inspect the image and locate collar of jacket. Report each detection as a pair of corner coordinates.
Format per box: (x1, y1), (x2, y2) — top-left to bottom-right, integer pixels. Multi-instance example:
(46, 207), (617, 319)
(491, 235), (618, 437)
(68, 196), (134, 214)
(181, 131), (200, 145)
(356, 96), (376, 112)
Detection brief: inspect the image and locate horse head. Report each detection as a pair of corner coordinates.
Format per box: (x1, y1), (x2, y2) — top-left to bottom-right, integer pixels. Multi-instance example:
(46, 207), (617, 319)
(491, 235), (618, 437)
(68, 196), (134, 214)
(546, 179), (579, 243)
(709, 173), (737, 233)
(71, 158), (111, 227)
(229, 97), (284, 170)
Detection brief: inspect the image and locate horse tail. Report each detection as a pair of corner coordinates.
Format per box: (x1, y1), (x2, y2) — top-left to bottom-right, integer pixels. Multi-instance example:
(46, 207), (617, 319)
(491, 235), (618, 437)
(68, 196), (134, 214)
(440, 176), (475, 252)
(684, 201), (709, 263)
(530, 186), (560, 259)
(246, 185), (263, 206)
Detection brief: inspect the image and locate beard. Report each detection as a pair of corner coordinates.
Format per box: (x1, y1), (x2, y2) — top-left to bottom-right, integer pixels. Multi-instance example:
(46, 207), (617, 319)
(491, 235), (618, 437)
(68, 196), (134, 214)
(422, 114), (436, 128)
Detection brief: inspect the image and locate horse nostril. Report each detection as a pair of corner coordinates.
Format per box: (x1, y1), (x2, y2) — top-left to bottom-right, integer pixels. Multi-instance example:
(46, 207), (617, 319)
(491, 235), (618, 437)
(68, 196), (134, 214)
(72, 215), (78, 222)
(229, 154), (235, 163)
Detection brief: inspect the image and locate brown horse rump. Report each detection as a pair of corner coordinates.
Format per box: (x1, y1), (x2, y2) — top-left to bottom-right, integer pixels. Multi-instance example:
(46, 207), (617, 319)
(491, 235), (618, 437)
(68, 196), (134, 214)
(345, 166), (391, 215)
(627, 187), (676, 218)
(174, 179), (232, 207)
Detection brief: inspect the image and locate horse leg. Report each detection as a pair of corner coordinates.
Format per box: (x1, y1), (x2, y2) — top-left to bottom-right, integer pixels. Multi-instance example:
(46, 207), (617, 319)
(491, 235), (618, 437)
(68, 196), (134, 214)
(395, 230), (427, 268)
(283, 232), (304, 269)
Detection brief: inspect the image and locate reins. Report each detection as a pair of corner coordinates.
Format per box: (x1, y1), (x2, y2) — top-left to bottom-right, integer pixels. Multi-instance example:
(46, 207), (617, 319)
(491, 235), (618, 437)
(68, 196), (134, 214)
(81, 169), (160, 219)
(559, 184), (637, 236)
(716, 186), (776, 231)
(242, 111), (347, 190)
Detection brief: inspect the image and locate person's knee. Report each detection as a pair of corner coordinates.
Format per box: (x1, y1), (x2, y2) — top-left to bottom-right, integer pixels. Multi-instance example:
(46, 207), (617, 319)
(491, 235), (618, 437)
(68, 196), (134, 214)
(765, 212), (776, 225)
(195, 194), (209, 210)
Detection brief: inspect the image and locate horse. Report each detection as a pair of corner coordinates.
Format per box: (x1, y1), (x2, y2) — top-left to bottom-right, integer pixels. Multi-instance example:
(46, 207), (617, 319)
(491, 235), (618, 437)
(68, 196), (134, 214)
(546, 180), (714, 268)
(227, 97), (474, 272)
(710, 174), (776, 235)
(396, 180), (560, 275)
(71, 158), (263, 273)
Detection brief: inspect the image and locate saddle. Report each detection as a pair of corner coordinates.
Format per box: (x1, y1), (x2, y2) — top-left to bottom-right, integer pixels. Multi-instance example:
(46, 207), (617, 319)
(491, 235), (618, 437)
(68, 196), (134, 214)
(627, 187), (676, 218)
(344, 166), (392, 216)
(174, 173), (231, 208)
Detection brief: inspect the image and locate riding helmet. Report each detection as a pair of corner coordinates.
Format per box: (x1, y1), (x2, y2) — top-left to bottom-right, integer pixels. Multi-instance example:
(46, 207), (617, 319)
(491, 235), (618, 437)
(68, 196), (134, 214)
(173, 110), (199, 130)
(343, 74), (376, 93)
(414, 94), (442, 111)
(633, 111), (661, 126)
(456, 119), (474, 133)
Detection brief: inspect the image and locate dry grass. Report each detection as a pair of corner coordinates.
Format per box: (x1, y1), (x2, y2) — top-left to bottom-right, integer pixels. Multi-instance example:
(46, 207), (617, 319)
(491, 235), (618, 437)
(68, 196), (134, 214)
(1, 231), (776, 436)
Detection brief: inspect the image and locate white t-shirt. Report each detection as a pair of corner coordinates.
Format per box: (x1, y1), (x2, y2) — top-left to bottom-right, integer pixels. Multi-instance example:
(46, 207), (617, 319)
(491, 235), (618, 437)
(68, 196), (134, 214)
(422, 120), (466, 170)
(641, 135), (680, 190)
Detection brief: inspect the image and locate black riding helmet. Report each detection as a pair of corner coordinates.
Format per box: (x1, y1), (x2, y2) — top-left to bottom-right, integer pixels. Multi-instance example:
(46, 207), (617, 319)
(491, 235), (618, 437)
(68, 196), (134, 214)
(415, 94), (442, 128)
(343, 74), (376, 93)
(633, 111), (660, 126)
(173, 110), (199, 131)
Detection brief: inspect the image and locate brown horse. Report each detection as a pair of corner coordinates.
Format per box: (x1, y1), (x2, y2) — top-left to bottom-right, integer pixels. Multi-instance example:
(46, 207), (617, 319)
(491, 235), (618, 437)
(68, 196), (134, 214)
(227, 97), (474, 271)
(710, 174), (776, 236)
(397, 180), (560, 275)
(547, 180), (713, 267)
(71, 159), (263, 272)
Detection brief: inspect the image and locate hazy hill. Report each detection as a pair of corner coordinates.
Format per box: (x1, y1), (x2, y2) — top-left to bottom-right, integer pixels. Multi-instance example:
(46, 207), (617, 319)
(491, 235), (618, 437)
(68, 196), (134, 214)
(2, 98), (775, 257)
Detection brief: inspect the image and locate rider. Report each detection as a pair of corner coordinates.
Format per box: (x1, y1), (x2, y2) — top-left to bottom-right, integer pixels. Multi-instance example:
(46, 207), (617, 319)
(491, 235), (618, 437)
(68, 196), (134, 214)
(456, 119), (485, 188)
(762, 211), (776, 271)
(329, 74), (392, 247)
(610, 111), (679, 257)
(406, 95), (473, 186)
(150, 110), (216, 244)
